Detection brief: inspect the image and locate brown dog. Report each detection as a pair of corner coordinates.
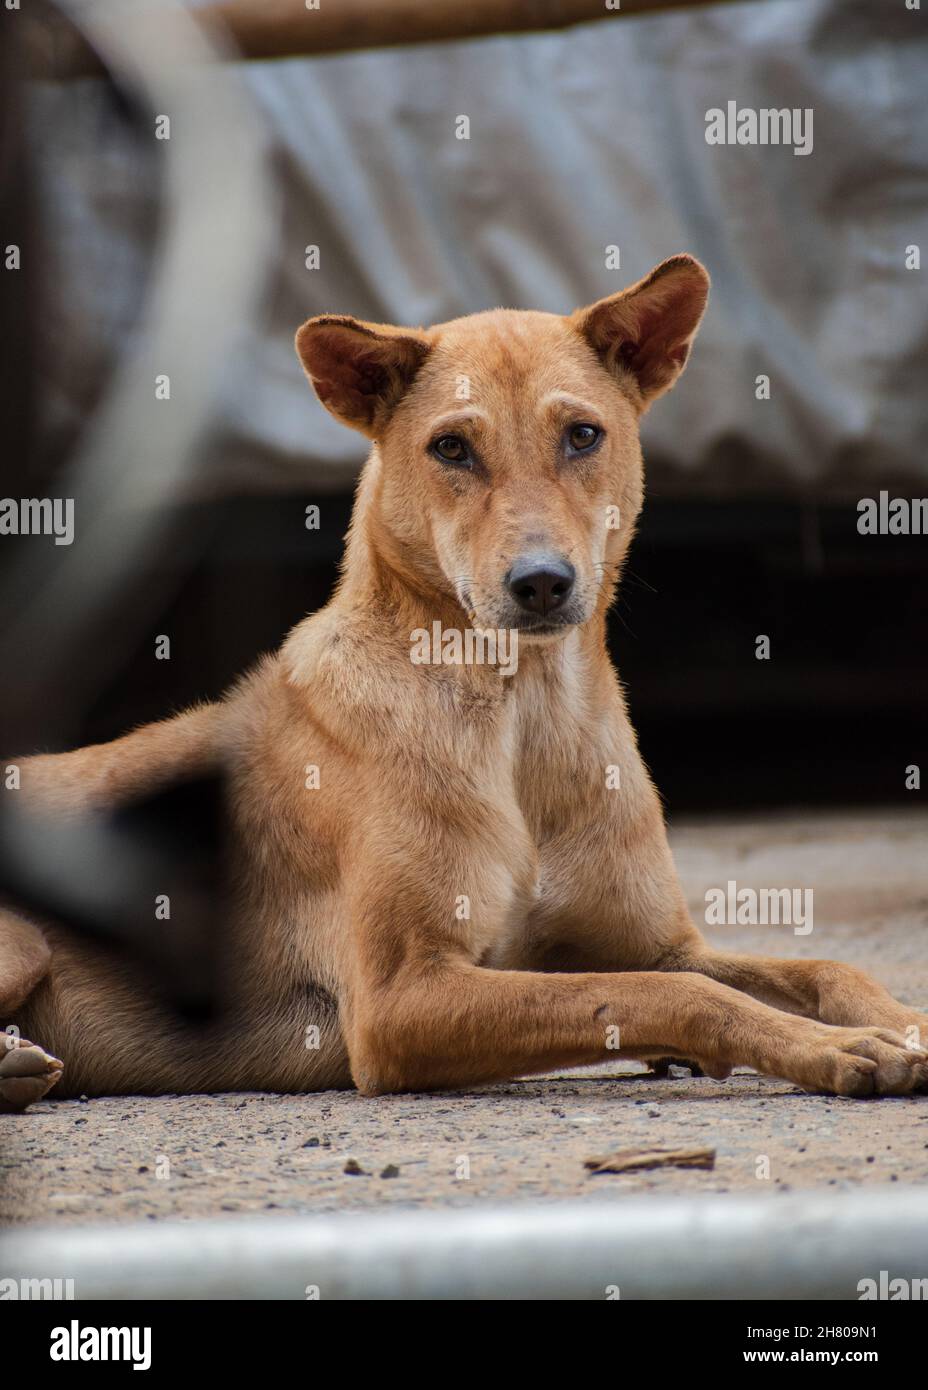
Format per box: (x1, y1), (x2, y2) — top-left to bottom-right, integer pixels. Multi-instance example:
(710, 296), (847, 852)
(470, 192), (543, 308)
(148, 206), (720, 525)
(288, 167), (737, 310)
(3, 254), (927, 1111)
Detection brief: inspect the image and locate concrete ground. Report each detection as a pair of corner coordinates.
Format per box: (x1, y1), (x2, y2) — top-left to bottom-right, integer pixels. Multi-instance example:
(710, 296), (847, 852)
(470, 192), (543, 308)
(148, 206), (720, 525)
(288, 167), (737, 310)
(2, 809), (927, 1227)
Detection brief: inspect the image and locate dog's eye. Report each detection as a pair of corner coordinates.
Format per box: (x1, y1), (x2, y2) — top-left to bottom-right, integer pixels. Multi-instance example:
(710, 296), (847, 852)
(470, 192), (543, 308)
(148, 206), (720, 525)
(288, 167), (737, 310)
(432, 435), (471, 467)
(566, 423), (602, 453)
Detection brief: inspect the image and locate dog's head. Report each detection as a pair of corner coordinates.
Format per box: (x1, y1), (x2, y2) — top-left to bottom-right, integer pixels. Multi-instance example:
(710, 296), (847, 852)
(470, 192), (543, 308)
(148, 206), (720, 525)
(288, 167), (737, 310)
(295, 255), (708, 637)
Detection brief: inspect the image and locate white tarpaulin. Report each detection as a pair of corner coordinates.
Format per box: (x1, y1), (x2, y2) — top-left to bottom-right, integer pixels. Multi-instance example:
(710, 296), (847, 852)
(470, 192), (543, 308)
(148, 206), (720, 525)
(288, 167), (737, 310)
(32, 0), (926, 501)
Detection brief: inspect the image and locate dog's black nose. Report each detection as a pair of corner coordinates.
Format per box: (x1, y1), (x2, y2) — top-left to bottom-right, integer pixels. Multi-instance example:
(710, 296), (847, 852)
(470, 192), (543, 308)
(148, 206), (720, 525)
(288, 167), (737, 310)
(506, 555), (576, 616)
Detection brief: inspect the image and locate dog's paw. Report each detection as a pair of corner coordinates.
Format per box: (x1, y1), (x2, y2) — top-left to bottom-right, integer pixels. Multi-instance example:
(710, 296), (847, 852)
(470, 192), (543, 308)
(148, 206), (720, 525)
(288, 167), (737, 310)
(790, 1025), (928, 1098)
(0, 1040), (63, 1111)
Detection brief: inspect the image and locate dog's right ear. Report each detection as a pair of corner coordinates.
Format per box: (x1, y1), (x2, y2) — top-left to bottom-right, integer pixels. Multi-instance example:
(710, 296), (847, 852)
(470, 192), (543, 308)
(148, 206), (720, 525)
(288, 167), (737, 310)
(295, 315), (431, 438)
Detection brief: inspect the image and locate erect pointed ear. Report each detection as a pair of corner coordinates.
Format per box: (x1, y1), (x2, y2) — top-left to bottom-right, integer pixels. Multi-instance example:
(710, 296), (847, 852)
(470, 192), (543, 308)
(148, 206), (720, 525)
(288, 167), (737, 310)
(295, 315), (431, 438)
(572, 255), (710, 410)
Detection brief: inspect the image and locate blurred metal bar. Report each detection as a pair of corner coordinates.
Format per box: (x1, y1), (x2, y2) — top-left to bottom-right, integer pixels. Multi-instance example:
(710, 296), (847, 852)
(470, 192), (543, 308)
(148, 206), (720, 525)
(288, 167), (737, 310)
(0, 780), (223, 1016)
(27, 0), (774, 79)
(2, 0), (276, 748)
(2, 1189), (928, 1300)
(0, 0), (275, 1003)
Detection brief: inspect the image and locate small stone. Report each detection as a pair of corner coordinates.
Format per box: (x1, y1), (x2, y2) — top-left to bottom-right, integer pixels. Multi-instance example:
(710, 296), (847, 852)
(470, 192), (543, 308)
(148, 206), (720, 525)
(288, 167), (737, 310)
(380, 1164), (400, 1179)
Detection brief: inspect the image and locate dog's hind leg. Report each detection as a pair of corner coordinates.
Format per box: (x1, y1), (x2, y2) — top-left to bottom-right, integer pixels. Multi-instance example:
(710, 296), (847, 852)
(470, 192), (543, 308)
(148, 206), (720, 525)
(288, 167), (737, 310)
(0, 909), (51, 1015)
(0, 702), (224, 1107)
(17, 701), (223, 816)
(0, 908), (63, 1111)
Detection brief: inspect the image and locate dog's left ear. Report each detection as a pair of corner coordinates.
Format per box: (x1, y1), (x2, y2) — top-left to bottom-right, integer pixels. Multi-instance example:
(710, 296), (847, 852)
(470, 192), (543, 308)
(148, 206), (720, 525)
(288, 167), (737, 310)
(572, 255), (709, 410)
(295, 315), (431, 438)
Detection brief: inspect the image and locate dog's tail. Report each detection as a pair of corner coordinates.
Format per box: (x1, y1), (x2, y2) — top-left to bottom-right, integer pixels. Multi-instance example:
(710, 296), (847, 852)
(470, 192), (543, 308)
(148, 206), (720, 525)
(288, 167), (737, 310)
(15, 702), (226, 817)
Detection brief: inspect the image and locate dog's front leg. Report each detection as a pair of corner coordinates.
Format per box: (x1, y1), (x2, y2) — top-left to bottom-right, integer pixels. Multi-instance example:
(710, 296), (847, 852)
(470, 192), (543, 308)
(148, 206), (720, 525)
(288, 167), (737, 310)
(344, 953), (928, 1099)
(658, 947), (928, 1048)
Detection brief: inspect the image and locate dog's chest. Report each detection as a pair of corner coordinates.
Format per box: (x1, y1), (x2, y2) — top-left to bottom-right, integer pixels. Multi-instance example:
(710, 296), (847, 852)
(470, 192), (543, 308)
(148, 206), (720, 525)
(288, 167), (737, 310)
(467, 657), (609, 968)
(509, 647), (603, 837)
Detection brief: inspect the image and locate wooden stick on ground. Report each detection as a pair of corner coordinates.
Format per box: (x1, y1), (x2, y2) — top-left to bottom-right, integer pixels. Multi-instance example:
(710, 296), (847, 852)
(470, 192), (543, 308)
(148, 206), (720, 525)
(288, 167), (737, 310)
(585, 1145), (716, 1174)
